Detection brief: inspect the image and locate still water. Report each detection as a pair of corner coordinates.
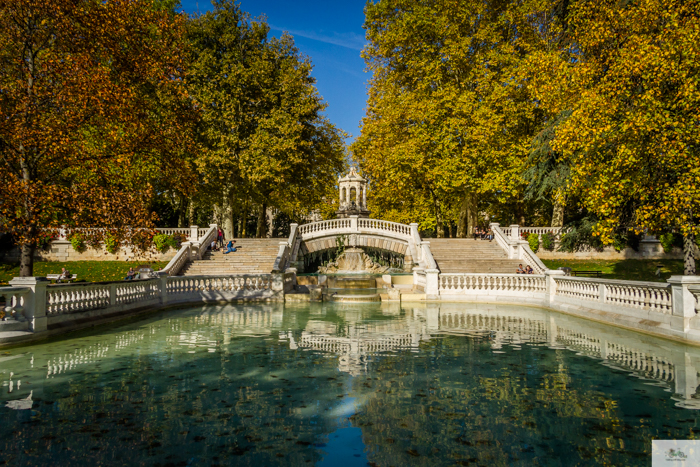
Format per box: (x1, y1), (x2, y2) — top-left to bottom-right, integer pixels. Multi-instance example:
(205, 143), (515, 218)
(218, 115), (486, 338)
(1, 302), (700, 466)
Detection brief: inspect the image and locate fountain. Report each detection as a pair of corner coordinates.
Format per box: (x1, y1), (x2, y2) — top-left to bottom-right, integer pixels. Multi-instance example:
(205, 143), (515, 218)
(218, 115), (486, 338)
(318, 248), (388, 274)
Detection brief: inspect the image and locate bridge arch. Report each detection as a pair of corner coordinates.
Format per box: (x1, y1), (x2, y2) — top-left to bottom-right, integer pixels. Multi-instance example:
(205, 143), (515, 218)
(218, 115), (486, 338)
(286, 217), (436, 271)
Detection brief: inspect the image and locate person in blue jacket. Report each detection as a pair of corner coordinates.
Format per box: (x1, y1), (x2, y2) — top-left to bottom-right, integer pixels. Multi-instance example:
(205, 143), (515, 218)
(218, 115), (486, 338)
(223, 239), (237, 254)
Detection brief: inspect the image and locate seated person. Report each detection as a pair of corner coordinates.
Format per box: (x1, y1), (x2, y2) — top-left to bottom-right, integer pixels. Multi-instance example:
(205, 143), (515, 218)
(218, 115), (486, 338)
(124, 267), (137, 281)
(473, 228), (480, 240)
(210, 240), (217, 251)
(487, 228), (493, 241)
(515, 264), (525, 274)
(56, 267), (72, 283)
(223, 239), (237, 254)
(525, 265), (534, 274)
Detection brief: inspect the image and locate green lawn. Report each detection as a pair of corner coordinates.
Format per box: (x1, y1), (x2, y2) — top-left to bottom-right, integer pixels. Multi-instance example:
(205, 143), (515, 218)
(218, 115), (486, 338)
(541, 259), (684, 282)
(0, 261), (169, 286)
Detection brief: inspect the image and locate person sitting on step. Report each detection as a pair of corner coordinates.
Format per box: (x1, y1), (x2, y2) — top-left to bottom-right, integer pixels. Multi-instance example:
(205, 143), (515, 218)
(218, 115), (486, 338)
(516, 264), (525, 274)
(223, 239), (237, 254)
(525, 265), (534, 274)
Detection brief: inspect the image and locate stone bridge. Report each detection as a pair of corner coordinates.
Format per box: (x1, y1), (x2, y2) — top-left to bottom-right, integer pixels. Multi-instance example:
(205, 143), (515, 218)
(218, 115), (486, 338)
(283, 216), (438, 272)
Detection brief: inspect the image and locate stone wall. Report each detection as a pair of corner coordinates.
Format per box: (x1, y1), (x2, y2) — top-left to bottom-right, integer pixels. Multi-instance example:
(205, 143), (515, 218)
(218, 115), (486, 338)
(1, 240), (176, 263)
(536, 240), (683, 260)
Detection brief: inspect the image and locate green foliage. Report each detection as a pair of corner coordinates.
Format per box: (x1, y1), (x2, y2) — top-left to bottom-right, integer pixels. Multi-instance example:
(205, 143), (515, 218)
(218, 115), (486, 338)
(659, 233), (675, 254)
(558, 218), (605, 253)
(542, 232), (555, 252)
(335, 235), (348, 259)
(0, 261), (169, 286)
(527, 233), (540, 253)
(104, 235), (120, 255)
(187, 0), (346, 232)
(153, 234), (178, 253)
(69, 233), (86, 253)
(541, 259), (684, 283)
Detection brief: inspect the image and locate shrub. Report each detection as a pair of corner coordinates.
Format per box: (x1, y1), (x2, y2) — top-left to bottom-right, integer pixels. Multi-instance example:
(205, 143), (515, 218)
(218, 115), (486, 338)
(153, 233), (178, 253)
(104, 235), (120, 254)
(69, 233), (86, 253)
(36, 231), (56, 251)
(541, 232), (555, 251)
(659, 233), (675, 253)
(172, 233), (188, 247)
(527, 233), (540, 253)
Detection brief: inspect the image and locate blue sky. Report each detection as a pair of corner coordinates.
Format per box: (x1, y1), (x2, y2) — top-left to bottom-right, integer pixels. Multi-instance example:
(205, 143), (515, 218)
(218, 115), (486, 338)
(179, 0), (369, 144)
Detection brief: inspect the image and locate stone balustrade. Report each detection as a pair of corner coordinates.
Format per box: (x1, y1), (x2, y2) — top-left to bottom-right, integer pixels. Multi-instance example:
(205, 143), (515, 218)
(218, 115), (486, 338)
(298, 218), (352, 236)
(554, 277), (673, 314)
(1, 287), (30, 322)
(357, 218), (412, 237)
(489, 223), (548, 274)
(439, 274), (546, 294)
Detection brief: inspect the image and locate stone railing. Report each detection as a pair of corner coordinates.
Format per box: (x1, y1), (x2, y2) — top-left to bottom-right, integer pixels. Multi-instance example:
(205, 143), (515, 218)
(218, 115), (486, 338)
(298, 218), (352, 236)
(490, 223), (548, 274)
(1, 287), (30, 323)
(292, 217), (429, 273)
(520, 226), (563, 237)
(155, 228), (192, 237)
(159, 243), (191, 276)
(553, 276), (673, 314)
(439, 274), (546, 294)
(1, 271), (291, 338)
(166, 275), (274, 297)
(357, 218), (412, 238)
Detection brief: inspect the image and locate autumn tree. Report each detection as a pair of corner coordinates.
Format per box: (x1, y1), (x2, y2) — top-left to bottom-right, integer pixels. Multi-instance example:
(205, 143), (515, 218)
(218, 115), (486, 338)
(0, 0), (198, 276)
(353, 0), (562, 236)
(186, 0), (346, 238)
(527, 0), (700, 272)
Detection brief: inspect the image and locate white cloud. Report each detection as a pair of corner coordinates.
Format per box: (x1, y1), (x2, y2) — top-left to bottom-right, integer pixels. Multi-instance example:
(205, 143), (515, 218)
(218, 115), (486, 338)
(269, 24), (366, 51)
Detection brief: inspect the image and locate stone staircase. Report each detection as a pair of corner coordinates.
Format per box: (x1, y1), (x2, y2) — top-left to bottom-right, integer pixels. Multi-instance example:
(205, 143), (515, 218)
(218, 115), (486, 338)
(179, 238), (281, 276)
(427, 238), (530, 274)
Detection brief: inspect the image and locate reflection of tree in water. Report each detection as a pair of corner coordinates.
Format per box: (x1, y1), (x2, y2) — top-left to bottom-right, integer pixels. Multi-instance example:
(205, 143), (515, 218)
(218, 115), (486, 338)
(345, 337), (682, 466)
(0, 307), (346, 466)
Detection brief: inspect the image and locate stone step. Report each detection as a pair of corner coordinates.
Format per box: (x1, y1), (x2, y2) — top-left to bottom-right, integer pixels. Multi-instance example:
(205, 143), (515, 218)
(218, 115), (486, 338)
(426, 238), (534, 273)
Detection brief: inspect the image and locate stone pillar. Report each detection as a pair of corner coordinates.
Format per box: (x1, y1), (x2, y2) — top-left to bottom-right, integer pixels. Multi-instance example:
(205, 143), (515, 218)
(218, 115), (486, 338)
(189, 225), (199, 242)
(9, 277), (49, 333)
(271, 273), (285, 301)
(362, 187), (367, 208)
(667, 276), (700, 332)
(160, 276), (169, 305)
(510, 225), (520, 242)
(350, 215), (359, 233)
(109, 283), (117, 306)
(544, 269), (565, 305)
(425, 269), (440, 297)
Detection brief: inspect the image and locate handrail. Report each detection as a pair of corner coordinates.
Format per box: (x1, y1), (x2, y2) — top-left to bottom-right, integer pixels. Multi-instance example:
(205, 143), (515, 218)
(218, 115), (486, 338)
(158, 243), (191, 276)
(490, 222), (549, 273)
(193, 224), (218, 260)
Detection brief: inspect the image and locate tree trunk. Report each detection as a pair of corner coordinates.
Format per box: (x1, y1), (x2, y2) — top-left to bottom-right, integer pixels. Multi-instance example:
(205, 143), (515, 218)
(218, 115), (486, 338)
(240, 203), (248, 238)
(188, 197), (196, 226)
(221, 190), (234, 239)
(551, 189), (565, 227)
(456, 192), (477, 237)
(177, 193), (187, 228)
(256, 203), (267, 238)
(684, 232), (697, 275)
(19, 242), (35, 277)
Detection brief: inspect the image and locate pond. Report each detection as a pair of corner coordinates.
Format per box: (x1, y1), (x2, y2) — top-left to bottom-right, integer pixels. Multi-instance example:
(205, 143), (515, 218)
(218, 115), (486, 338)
(1, 302), (699, 466)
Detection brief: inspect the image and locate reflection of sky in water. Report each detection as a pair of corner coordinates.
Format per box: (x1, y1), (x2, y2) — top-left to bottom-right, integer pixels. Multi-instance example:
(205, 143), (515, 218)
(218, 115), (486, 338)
(0, 302), (699, 465)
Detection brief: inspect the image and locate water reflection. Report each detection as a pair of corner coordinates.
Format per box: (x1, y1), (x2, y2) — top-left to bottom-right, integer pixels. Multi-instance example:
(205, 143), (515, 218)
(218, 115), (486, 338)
(0, 302), (699, 465)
